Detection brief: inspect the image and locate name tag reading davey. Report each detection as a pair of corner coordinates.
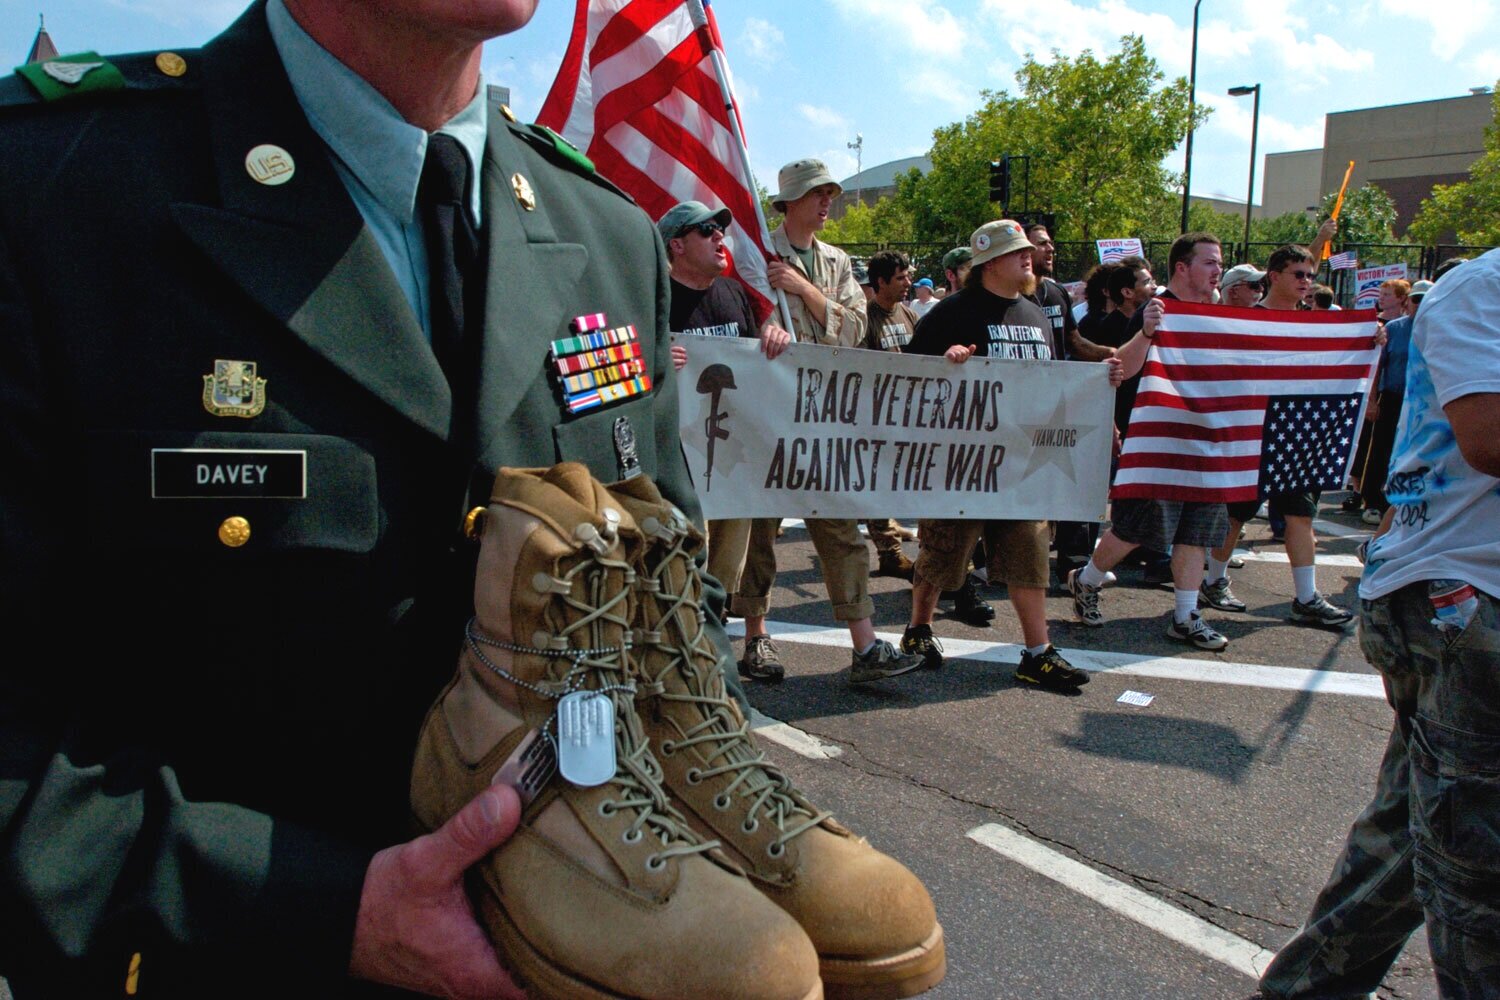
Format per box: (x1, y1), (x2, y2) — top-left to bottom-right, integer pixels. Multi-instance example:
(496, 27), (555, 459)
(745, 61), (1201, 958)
(151, 449), (307, 499)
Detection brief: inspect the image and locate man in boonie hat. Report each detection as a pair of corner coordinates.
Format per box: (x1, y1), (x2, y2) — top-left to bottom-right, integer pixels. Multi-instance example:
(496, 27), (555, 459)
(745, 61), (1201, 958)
(735, 159), (923, 687)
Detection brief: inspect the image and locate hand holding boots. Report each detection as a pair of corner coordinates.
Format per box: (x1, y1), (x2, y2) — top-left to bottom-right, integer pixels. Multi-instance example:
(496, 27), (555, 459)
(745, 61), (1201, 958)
(350, 785), (526, 999)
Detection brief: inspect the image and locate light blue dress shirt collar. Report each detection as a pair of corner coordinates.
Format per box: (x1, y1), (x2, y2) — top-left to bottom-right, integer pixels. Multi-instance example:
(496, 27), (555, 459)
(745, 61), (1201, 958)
(265, 0), (487, 227)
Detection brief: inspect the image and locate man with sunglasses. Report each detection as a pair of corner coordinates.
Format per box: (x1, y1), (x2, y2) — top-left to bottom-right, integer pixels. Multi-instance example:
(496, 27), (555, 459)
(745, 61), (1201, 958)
(1201, 245), (1354, 627)
(661, 202), (791, 662)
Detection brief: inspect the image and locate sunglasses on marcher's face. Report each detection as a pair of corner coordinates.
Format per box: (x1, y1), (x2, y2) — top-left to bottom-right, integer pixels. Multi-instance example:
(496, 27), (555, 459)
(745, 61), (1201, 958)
(680, 221), (724, 238)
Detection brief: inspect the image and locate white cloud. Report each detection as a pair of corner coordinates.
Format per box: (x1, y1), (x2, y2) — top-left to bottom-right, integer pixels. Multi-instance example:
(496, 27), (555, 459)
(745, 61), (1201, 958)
(738, 17), (785, 68)
(1378, 0), (1496, 58)
(1203, 93), (1325, 151)
(798, 104), (851, 130)
(827, 0), (968, 60)
(1466, 49), (1500, 83)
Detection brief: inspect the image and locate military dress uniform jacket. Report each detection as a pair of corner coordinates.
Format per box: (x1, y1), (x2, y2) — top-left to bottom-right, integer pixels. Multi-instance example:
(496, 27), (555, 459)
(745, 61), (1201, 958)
(0, 5), (729, 996)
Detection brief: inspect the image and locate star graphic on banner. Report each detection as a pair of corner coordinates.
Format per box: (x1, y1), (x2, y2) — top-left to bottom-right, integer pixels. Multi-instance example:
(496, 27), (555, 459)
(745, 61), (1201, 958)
(1017, 394), (1098, 484)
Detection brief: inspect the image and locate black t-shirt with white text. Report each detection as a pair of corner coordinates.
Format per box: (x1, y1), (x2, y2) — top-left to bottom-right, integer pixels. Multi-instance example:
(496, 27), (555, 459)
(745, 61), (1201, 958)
(1027, 277), (1076, 360)
(669, 277), (759, 340)
(907, 285), (1053, 360)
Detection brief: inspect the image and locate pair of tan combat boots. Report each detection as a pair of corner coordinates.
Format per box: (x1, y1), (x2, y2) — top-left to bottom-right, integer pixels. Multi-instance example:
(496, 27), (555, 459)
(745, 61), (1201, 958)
(411, 464), (945, 1000)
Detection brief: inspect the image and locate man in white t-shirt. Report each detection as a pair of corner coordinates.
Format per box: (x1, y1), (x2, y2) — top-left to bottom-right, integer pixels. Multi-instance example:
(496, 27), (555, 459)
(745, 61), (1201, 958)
(1254, 250), (1500, 1000)
(909, 278), (938, 318)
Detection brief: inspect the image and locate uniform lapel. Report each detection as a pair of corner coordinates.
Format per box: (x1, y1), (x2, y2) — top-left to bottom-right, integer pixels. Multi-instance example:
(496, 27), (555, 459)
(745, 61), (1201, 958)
(470, 122), (588, 470)
(170, 1), (451, 440)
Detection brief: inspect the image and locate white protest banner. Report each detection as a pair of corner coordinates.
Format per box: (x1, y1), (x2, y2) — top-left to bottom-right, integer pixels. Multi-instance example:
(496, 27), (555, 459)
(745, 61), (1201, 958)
(1097, 238), (1144, 264)
(674, 337), (1114, 521)
(1354, 263), (1407, 308)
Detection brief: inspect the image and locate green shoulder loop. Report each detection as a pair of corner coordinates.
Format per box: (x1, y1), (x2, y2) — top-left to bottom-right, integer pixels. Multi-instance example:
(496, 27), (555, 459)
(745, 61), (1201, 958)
(2, 48), (199, 110)
(505, 118), (635, 204)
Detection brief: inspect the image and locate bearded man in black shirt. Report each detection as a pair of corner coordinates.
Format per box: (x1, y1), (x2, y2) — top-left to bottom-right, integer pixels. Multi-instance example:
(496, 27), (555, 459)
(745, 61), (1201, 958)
(901, 220), (1122, 690)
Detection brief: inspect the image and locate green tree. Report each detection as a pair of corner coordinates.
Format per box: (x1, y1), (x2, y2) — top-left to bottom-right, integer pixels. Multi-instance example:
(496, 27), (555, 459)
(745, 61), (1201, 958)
(1319, 184), (1403, 249)
(821, 196), (916, 244)
(889, 35), (1205, 244)
(1409, 87), (1500, 245)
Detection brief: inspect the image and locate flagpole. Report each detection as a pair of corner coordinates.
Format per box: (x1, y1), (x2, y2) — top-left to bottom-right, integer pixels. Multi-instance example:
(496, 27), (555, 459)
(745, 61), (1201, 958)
(685, 0), (797, 335)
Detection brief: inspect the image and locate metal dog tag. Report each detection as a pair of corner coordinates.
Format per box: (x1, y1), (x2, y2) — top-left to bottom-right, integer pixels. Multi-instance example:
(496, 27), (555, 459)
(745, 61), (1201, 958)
(556, 691), (616, 787)
(492, 729), (558, 806)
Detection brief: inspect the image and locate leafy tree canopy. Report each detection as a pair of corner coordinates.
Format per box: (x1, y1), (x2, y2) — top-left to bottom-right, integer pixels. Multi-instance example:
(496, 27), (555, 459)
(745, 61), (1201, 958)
(1409, 86), (1500, 246)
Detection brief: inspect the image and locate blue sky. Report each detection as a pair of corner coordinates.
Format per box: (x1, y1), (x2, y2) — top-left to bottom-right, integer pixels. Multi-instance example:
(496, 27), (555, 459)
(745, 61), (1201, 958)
(7, 0), (1498, 210)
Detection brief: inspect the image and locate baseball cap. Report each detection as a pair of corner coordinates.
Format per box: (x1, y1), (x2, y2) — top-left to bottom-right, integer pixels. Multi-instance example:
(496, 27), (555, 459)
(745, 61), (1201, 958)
(942, 247), (973, 272)
(772, 159), (842, 209)
(968, 219), (1032, 267)
(1409, 279), (1434, 297)
(1220, 263), (1266, 293)
(913, 278), (934, 289)
(853, 261), (871, 286)
(656, 201), (733, 241)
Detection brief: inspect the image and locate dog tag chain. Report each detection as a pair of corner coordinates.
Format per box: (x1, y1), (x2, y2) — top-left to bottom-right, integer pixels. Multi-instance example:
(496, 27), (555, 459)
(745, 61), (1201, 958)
(556, 690), (616, 787)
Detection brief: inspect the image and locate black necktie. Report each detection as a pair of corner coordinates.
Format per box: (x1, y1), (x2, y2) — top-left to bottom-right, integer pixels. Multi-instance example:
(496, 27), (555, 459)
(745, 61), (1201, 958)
(416, 133), (480, 384)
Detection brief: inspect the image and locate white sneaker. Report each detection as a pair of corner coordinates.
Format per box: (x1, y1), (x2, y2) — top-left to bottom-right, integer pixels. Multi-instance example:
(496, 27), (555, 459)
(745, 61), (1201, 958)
(1166, 613), (1229, 651)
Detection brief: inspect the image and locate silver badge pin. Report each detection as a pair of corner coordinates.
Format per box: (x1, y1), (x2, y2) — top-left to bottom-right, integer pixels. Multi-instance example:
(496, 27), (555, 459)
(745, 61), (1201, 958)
(613, 415), (641, 480)
(555, 690), (616, 787)
(42, 61), (102, 85)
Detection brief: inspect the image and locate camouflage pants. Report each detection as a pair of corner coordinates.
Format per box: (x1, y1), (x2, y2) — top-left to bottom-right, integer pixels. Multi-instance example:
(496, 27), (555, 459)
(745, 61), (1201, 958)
(1260, 583), (1500, 1000)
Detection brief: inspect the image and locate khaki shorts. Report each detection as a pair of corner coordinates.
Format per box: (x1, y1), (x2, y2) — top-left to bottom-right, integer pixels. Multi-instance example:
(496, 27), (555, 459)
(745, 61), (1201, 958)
(915, 519), (1051, 591)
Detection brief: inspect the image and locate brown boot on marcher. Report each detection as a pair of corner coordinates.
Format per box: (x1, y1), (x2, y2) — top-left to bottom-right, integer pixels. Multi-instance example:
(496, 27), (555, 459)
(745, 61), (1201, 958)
(875, 551), (915, 581)
(411, 463), (822, 1000)
(608, 473), (946, 1000)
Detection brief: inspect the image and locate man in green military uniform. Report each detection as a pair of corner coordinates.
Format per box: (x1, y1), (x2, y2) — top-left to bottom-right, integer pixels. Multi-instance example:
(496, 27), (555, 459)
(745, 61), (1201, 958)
(0, 0), (740, 995)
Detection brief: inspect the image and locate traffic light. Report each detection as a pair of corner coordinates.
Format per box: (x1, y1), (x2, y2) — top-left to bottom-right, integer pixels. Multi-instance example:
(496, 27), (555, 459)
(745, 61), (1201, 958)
(988, 157), (1010, 205)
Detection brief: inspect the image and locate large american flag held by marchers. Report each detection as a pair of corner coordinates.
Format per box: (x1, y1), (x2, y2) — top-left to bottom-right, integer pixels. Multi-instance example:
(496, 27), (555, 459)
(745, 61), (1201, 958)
(1111, 302), (1381, 503)
(537, 0), (774, 320)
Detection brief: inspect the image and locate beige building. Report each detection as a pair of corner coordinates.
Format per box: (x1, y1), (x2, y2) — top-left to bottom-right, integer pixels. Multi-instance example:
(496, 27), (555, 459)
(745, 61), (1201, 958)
(1258, 91), (1492, 239)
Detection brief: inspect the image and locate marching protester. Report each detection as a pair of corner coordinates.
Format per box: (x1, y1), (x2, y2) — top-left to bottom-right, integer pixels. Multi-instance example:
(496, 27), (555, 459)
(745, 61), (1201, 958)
(1067, 233), (1233, 650)
(901, 220), (1123, 690)
(1358, 279), (1432, 524)
(1024, 223), (1080, 361)
(1073, 262), (1120, 360)
(1202, 245), (1354, 627)
(1219, 263), (1265, 307)
(942, 246), (973, 296)
(910, 277), (939, 318)
(863, 249), (921, 580)
(734, 159), (925, 685)
(660, 200), (792, 621)
(1253, 248), (1500, 1000)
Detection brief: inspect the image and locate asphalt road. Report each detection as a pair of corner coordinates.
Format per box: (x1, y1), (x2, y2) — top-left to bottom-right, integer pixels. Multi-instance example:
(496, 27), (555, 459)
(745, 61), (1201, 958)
(731, 498), (1438, 1000)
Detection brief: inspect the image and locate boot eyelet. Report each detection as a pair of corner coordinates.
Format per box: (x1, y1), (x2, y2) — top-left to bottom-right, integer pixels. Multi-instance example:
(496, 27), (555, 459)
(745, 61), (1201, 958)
(622, 828), (643, 844)
(645, 854), (666, 872)
(741, 817), (759, 834)
(597, 801), (616, 817)
(767, 842), (786, 858)
(660, 741), (675, 756)
(685, 768), (702, 785)
(712, 793), (731, 811)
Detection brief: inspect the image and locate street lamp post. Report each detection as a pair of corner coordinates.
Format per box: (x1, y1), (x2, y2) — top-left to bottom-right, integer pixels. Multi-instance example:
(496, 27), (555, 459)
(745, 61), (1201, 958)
(847, 133), (864, 205)
(1229, 84), (1261, 261)
(1179, 0), (1203, 234)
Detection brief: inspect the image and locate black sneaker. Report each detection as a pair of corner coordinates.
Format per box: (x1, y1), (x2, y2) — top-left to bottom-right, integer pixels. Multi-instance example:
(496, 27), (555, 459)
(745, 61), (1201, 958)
(900, 624), (944, 670)
(738, 634), (785, 682)
(1199, 576), (1247, 612)
(948, 579), (994, 626)
(1166, 613), (1229, 651)
(1066, 568), (1104, 627)
(1291, 592), (1354, 627)
(1015, 646), (1089, 690)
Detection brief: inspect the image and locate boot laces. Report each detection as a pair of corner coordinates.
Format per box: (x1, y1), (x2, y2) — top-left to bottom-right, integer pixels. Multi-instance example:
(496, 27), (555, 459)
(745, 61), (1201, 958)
(635, 515), (828, 850)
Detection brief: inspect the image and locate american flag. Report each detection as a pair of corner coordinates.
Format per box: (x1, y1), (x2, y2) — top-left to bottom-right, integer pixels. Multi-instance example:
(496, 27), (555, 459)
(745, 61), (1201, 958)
(1111, 302), (1381, 503)
(1328, 251), (1358, 271)
(537, 0), (773, 320)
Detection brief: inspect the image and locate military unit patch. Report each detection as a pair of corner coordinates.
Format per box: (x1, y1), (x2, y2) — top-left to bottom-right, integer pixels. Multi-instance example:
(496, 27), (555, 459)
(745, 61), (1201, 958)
(550, 315), (652, 415)
(202, 359), (267, 417)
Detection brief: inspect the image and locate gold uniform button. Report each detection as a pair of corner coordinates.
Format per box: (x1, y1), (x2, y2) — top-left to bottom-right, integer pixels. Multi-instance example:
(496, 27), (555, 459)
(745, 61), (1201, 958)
(154, 52), (187, 77)
(499, 103), (518, 123)
(218, 516), (251, 547)
(463, 506), (487, 541)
